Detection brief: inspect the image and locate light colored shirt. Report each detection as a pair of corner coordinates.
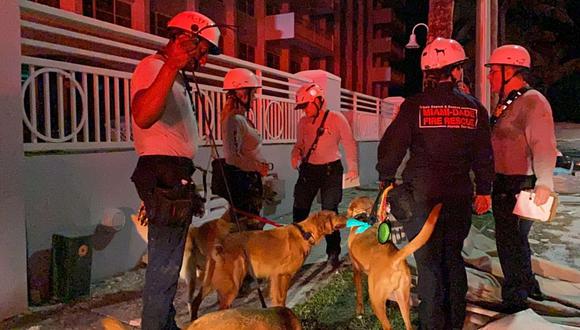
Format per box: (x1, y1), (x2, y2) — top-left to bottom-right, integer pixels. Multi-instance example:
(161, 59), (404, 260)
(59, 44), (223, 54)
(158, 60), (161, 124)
(491, 89), (557, 190)
(222, 114), (266, 172)
(292, 109), (358, 173)
(130, 54), (198, 158)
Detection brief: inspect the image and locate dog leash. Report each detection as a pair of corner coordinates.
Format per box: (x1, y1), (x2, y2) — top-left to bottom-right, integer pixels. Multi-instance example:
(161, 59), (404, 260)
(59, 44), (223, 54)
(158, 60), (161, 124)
(233, 208), (317, 245)
(231, 208), (283, 227)
(186, 69), (268, 309)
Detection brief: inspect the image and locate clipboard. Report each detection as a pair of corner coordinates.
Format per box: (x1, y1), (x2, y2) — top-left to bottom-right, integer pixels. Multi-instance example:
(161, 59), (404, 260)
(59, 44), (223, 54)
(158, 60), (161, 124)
(513, 190), (559, 222)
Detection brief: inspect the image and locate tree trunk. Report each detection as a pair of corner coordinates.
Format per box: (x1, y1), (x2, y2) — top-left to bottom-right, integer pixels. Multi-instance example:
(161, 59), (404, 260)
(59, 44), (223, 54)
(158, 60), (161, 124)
(498, 0), (511, 45)
(428, 0), (455, 42)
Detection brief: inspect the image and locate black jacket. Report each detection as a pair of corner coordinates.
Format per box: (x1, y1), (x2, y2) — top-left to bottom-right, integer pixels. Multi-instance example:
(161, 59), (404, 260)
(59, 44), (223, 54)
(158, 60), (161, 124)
(377, 82), (494, 197)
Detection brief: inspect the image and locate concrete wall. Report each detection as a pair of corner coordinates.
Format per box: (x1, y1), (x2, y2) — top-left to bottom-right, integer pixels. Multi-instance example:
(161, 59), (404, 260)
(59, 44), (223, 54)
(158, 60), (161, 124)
(0, 0), (28, 319)
(24, 141), (379, 282)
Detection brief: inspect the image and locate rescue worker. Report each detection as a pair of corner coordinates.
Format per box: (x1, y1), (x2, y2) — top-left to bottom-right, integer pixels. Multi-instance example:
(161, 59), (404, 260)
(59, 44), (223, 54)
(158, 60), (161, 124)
(486, 44), (557, 312)
(130, 11), (220, 329)
(377, 38), (494, 329)
(221, 68), (269, 227)
(291, 82), (358, 267)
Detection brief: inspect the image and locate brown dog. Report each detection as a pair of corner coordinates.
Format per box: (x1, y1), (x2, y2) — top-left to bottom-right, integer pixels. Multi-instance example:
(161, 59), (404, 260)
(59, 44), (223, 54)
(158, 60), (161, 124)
(180, 211), (236, 320)
(209, 210), (347, 309)
(132, 208), (263, 320)
(347, 196), (442, 330)
(102, 306), (302, 330)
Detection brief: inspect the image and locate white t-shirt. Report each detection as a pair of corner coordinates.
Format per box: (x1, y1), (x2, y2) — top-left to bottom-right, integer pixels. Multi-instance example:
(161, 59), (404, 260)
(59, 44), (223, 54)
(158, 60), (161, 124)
(130, 54), (198, 158)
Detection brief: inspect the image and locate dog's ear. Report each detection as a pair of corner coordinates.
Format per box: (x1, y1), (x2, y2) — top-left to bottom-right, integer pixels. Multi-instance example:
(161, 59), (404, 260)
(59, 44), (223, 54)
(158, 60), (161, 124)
(347, 196), (373, 217)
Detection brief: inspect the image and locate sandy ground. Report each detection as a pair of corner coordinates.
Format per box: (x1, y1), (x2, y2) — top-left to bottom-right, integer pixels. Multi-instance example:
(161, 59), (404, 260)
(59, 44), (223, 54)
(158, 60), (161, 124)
(3, 123), (579, 329)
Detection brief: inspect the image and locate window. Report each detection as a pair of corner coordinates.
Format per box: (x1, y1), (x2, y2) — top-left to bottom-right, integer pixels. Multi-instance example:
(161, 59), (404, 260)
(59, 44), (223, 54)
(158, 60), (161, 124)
(32, 0), (59, 8)
(290, 60), (300, 74)
(372, 53), (390, 67)
(266, 2), (280, 16)
(238, 43), (255, 62)
(150, 11), (172, 38)
(373, 24), (390, 39)
(372, 82), (388, 99)
(83, 0), (132, 28)
(373, 0), (389, 9)
(267, 52), (280, 70)
(237, 0), (255, 16)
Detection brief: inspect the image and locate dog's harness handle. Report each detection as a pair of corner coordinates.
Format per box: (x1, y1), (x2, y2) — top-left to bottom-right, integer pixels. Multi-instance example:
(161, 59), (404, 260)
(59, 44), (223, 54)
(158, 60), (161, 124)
(376, 185), (394, 245)
(368, 184), (391, 224)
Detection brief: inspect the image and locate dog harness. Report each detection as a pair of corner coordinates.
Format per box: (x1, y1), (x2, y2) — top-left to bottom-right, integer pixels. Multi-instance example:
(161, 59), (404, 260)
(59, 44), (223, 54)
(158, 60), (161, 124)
(291, 223), (314, 244)
(346, 185), (393, 244)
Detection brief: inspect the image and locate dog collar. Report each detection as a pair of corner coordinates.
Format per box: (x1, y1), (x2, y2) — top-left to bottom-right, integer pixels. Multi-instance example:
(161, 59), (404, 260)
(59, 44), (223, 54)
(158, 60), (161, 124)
(291, 223), (314, 244)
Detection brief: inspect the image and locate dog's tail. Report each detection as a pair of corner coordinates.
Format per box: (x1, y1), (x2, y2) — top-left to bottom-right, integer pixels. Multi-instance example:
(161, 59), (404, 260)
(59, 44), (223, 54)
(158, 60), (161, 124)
(393, 203), (442, 264)
(101, 317), (128, 330)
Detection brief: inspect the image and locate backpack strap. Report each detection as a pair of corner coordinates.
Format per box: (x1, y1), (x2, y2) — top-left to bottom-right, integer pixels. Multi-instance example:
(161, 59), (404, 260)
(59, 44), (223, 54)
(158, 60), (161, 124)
(491, 86), (532, 127)
(301, 110), (330, 165)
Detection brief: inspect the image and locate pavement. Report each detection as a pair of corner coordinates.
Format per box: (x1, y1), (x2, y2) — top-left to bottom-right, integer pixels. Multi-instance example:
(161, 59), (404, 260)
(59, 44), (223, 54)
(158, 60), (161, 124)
(3, 169), (579, 329)
(1, 187), (375, 330)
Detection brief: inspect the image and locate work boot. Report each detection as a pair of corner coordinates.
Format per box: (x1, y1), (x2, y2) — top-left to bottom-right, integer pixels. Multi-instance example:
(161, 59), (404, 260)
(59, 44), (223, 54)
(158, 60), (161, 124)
(529, 285), (547, 301)
(327, 251), (341, 269)
(494, 301), (528, 314)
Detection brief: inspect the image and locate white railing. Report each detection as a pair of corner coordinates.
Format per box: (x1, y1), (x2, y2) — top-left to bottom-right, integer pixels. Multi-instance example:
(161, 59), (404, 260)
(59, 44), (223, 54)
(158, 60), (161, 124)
(19, 0), (386, 152)
(341, 89), (386, 141)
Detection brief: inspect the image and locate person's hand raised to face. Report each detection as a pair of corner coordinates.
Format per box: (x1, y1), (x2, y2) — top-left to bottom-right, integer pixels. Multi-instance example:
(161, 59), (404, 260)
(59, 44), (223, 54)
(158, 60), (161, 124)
(165, 33), (210, 71)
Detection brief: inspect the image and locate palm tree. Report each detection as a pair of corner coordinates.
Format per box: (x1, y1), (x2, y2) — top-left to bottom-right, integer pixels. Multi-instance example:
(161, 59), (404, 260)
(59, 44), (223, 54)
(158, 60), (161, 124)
(453, 0), (579, 121)
(428, 0), (455, 40)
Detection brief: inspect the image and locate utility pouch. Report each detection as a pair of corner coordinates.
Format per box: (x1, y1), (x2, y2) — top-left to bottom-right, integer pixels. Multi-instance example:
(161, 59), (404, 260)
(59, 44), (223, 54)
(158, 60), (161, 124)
(148, 183), (205, 227)
(389, 183), (415, 223)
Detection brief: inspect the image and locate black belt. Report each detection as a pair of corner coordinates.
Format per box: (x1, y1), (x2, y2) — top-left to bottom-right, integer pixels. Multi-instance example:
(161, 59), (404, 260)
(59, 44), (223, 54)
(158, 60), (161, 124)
(303, 159), (341, 168)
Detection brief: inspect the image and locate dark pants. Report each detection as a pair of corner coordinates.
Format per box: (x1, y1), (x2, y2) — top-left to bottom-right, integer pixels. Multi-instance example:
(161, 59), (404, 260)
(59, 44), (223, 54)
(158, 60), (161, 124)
(131, 155), (194, 330)
(401, 195), (472, 330)
(226, 165), (263, 217)
(493, 174), (540, 308)
(293, 160), (343, 255)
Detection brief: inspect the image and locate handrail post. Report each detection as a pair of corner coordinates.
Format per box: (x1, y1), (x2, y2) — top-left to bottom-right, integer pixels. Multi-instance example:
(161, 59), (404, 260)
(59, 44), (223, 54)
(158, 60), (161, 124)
(255, 69), (263, 137)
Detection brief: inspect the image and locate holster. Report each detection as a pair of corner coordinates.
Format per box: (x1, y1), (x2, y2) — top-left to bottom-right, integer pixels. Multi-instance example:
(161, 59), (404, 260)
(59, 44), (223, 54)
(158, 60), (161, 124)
(148, 183), (205, 227)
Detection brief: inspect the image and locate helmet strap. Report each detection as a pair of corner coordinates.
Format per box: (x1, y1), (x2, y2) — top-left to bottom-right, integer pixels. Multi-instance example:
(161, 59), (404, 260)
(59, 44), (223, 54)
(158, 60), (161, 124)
(311, 97), (325, 123)
(498, 65), (521, 103)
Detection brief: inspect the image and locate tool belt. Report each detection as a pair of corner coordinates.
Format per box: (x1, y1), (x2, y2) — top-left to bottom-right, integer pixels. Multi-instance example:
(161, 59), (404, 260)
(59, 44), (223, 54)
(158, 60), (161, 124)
(131, 155), (205, 227)
(148, 182), (205, 227)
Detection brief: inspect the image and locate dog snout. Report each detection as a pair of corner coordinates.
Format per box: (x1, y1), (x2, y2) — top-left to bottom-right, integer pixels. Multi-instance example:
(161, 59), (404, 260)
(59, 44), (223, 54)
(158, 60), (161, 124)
(333, 214), (348, 229)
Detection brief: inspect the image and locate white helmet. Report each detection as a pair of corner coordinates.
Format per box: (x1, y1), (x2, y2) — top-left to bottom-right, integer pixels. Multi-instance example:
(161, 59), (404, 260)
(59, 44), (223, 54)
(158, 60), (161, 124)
(421, 38), (467, 71)
(485, 44), (531, 68)
(167, 11), (221, 55)
(295, 83), (324, 109)
(223, 68), (260, 90)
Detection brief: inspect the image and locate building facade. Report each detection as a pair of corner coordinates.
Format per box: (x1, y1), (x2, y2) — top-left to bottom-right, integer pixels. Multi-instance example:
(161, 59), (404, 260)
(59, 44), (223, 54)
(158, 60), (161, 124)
(32, 0), (405, 98)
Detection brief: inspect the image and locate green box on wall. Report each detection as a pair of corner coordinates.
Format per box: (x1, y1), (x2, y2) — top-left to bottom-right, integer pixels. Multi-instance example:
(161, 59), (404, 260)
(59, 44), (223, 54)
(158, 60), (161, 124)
(51, 234), (92, 302)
